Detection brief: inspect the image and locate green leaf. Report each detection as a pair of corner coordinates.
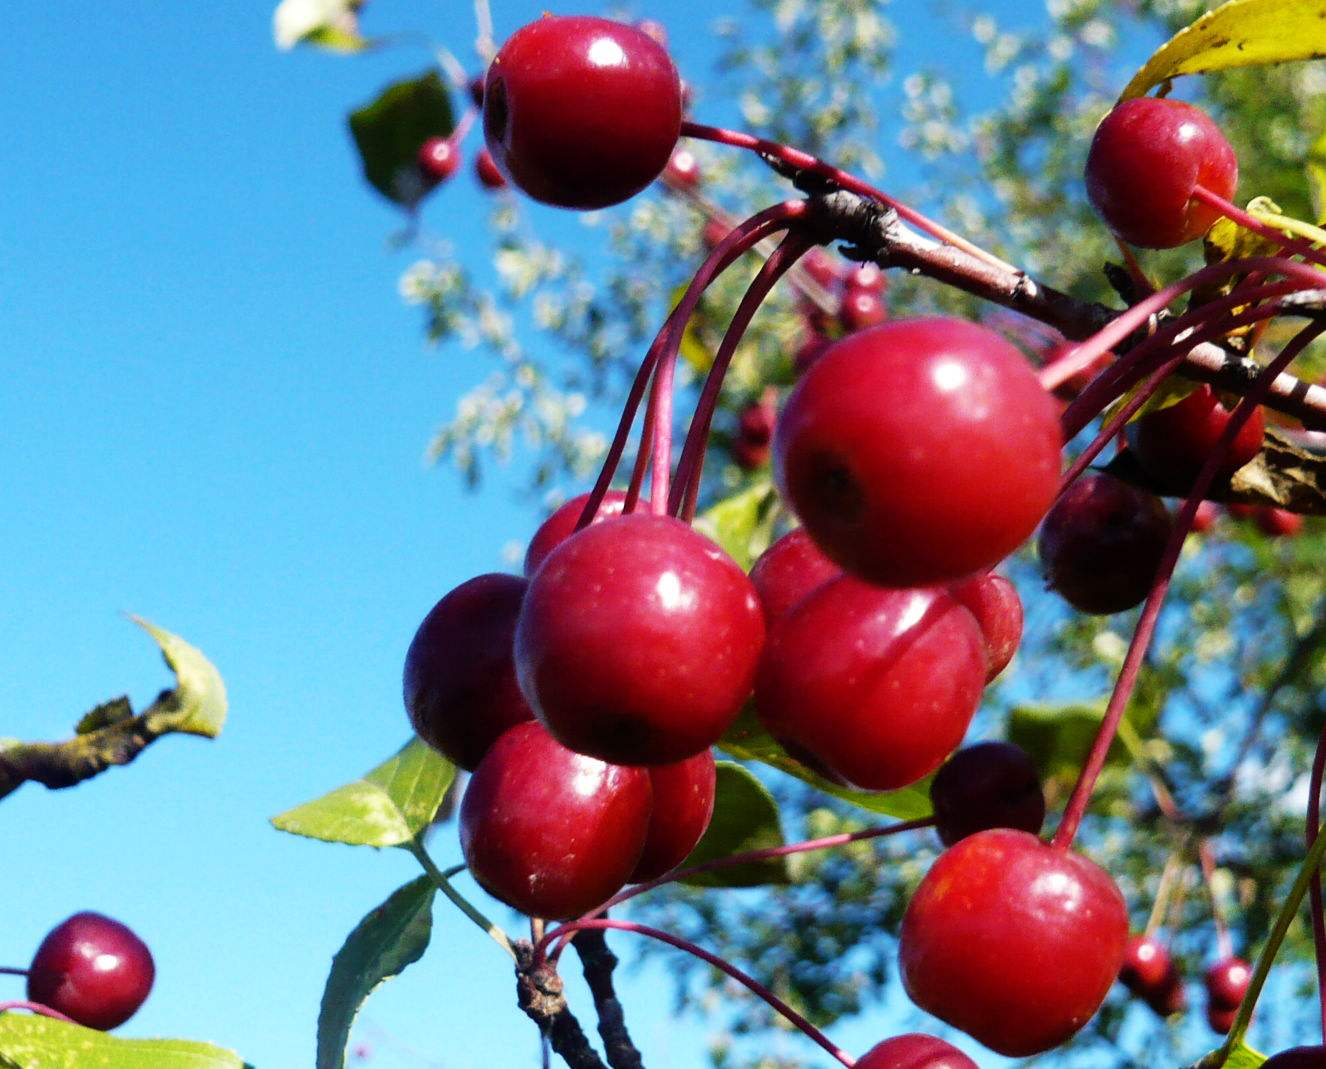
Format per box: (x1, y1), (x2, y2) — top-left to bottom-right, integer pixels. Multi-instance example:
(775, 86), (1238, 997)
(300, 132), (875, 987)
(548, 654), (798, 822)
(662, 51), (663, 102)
(693, 482), (778, 570)
(273, 0), (369, 52)
(1193, 1040), (1266, 1069)
(1121, 0), (1326, 101)
(74, 697), (133, 736)
(0, 1015), (243, 1069)
(348, 72), (454, 206)
(679, 762), (790, 887)
(720, 706), (933, 820)
(271, 738), (456, 848)
(132, 617), (228, 738)
(1308, 130), (1326, 223)
(1007, 701), (1129, 783)
(317, 876), (436, 1069)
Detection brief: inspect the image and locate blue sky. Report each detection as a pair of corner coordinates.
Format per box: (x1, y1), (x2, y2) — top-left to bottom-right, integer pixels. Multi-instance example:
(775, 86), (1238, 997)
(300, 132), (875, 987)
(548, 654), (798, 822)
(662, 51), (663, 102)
(0, 3), (1232, 1068)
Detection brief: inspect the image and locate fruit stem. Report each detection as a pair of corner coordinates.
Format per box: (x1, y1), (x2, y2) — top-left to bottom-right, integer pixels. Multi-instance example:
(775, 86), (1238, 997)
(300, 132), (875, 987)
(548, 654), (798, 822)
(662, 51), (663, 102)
(0, 968), (28, 978)
(1144, 850), (1185, 940)
(1199, 838), (1234, 960)
(591, 817), (935, 919)
(1191, 184), (1326, 271)
(575, 201), (806, 531)
(0, 1001), (75, 1023)
(1052, 319), (1326, 849)
(679, 120), (1016, 275)
(669, 229), (815, 519)
(1309, 723), (1326, 1041)
(407, 838), (517, 961)
(547, 918), (857, 1069)
(1113, 235), (1156, 297)
(1214, 824), (1326, 1061)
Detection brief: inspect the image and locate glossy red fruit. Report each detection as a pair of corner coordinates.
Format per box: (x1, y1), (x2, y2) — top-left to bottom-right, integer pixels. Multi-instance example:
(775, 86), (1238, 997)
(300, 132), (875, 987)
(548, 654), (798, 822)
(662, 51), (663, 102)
(839, 287), (886, 332)
(1120, 935), (1175, 992)
(475, 147), (507, 190)
(949, 573), (1022, 681)
(1145, 972), (1188, 1018)
(27, 912), (155, 1031)
(515, 514), (765, 764)
(847, 262), (886, 293)
(930, 742), (1045, 846)
(418, 137), (461, 183)
(1130, 384), (1264, 491)
(1191, 499), (1221, 533)
(630, 750), (717, 881)
(755, 578), (986, 790)
(702, 218), (731, 249)
(483, 16), (682, 209)
(748, 528), (841, 624)
(738, 396), (777, 447)
(1263, 1048), (1326, 1068)
(857, 1034), (979, 1069)
(899, 829), (1128, 1057)
(774, 319), (1062, 587)
(459, 722), (652, 918)
(1257, 506), (1304, 538)
(733, 437), (771, 471)
(524, 490), (629, 576)
(1038, 473), (1173, 615)
(1205, 956), (1251, 1009)
(1085, 96), (1238, 249)
(403, 573), (533, 771)
(664, 147), (701, 189)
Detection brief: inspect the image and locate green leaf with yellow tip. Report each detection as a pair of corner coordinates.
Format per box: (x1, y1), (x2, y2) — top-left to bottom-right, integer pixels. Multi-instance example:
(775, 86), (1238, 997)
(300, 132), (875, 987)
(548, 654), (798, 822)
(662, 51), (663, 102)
(0, 1014), (244, 1069)
(1121, 0), (1326, 102)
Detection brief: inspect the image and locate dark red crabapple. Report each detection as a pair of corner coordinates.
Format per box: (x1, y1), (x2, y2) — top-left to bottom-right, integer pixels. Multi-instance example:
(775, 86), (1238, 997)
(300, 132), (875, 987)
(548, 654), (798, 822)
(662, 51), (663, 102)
(1207, 1004), (1238, 1034)
(929, 742), (1045, 846)
(515, 513), (765, 765)
(839, 287), (886, 332)
(524, 490), (629, 576)
(793, 331), (832, 376)
(1129, 384), (1264, 492)
(418, 137), (461, 184)
(1227, 502), (1258, 519)
(630, 749), (717, 881)
(732, 437), (770, 470)
(1038, 473), (1173, 615)
(702, 218), (731, 249)
(483, 16), (682, 209)
(1120, 935), (1186, 1016)
(755, 577), (986, 791)
(1263, 1048), (1326, 1069)
(802, 248), (843, 288)
(949, 573), (1023, 681)
(899, 829), (1128, 1057)
(1084, 96), (1238, 249)
(1257, 506), (1304, 538)
(403, 573), (533, 771)
(27, 912), (155, 1031)
(663, 147), (701, 189)
(738, 394), (777, 447)
(459, 722), (652, 918)
(475, 147), (507, 190)
(774, 318), (1062, 587)
(856, 1034), (979, 1069)
(747, 527), (841, 625)
(1205, 956), (1251, 1009)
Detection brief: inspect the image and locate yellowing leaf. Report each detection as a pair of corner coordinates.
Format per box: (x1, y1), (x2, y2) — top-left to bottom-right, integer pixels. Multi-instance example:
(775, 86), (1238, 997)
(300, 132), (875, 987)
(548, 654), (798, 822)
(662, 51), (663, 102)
(1121, 0), (1326, 102)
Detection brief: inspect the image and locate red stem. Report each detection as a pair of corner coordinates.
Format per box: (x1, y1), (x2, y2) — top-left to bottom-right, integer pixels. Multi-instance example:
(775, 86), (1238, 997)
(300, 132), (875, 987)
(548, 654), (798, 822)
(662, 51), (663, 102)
(0, 968), (27, 978)
(1052, 320), (1326, 848)
(679, 120), (1014, 274)
(593, 817), (935, 919)
(1309, 722), (1326, 1040)
(573, 201), (805, 531)
(546, 918), (857, 1069)
(0, 1000), (75, 1023)
(669, 230), (814, 518)
(1191, 184), (1326, 271)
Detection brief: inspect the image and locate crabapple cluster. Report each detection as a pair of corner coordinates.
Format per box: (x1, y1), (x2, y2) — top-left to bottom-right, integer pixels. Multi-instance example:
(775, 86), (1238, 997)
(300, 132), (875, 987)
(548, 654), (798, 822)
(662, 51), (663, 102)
(391, 13), (1323, 1065)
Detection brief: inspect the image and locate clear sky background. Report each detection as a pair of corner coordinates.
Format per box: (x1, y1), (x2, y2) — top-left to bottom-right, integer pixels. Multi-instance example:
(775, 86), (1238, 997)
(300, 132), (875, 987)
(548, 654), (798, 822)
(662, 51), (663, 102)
(0, 3), (1203, 1068)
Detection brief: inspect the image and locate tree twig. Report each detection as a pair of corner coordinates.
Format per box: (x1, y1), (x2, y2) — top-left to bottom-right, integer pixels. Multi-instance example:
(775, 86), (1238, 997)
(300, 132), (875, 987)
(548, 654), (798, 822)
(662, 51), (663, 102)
(574, 927), (645, 1069)
(514, 941), (609, 1069)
